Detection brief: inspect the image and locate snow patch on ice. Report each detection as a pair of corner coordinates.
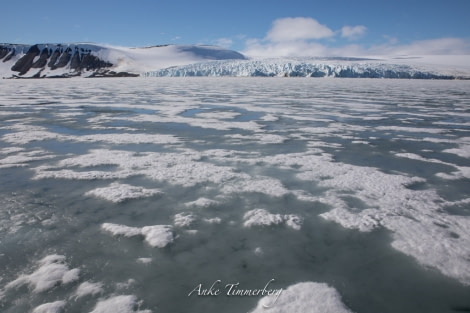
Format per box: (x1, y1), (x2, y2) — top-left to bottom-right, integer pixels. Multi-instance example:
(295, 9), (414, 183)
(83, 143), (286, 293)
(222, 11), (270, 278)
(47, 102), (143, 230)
(243, 209), (302, 230)
(203, 217), (222, 224)
(85, 182), (163, 203)
(73, 281), (104, 299)
(222, 177), (289, 197)
(89, 295), (151, 313)
(173, 213), (196, 228)
(5, 255), (79, 293)
(0, 149), (55, 169)
(137, 258), (152, 264)
(194, 111), (241, 119)
(101, 223), (142, 237)
(249, 282), (353, 313)
(32, 300), (66, 313)
(184, 197), (220, 208)
(141, 225), (174, 248)
(101, 223), (174, 248)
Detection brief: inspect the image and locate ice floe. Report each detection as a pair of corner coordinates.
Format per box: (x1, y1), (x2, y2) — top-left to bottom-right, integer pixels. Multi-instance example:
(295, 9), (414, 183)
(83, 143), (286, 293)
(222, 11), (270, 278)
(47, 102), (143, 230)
(0, 149), (55, 169)
(184, 197), (220, 208)
(32, 300), (66, 313)
(102, 223), (174, 248)
(73, 281), (104, 299)
(249, 282), (352, 313)
(5, 255), (79, 293)
(173, 213), (197, 228)
(85, 182), (163, 203)
(243, 209), (302, 230)
(89, 295), (151, 313)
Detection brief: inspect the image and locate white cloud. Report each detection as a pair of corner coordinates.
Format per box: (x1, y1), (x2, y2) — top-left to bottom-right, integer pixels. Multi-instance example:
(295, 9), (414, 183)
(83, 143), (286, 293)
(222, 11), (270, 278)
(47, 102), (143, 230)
(244, 39), (331, 58)
(341, 25), (366, 40)
(266, 17), (335, 42)
(242, 17), (470, 58)
(214, 38), (233, 48)
(369, 37), (470, 55)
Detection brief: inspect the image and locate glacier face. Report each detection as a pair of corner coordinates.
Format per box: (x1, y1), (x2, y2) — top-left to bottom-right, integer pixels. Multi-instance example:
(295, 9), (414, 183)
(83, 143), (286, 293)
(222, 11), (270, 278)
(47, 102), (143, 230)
(144, 57), (469, 79)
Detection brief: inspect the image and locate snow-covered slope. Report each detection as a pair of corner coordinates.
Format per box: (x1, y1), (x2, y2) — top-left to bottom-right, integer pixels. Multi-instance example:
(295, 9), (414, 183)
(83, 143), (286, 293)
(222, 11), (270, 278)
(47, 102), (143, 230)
(0, 43), (246, 78)
(144, 56), (470, 79)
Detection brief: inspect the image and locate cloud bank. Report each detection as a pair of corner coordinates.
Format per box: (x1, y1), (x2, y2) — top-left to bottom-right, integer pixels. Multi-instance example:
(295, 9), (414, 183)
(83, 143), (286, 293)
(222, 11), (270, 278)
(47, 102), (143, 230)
(242, 17), (470, 58)
(267, 17), (335, 42)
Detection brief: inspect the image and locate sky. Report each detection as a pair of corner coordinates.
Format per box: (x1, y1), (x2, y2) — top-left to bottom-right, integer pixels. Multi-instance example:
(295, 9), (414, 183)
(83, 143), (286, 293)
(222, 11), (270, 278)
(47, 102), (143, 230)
(1, 0), (470, 57)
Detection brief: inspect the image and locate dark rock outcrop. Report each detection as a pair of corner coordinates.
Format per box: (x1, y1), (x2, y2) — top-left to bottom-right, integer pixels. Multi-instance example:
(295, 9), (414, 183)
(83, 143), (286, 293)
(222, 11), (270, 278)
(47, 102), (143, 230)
(11, 45), (41, 75)
(1, 43), (121, 78)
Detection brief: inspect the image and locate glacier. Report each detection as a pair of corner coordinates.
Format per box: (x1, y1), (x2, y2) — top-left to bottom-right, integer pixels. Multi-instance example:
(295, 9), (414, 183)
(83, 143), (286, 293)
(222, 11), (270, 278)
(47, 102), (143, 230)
(144, 57), (470, 79)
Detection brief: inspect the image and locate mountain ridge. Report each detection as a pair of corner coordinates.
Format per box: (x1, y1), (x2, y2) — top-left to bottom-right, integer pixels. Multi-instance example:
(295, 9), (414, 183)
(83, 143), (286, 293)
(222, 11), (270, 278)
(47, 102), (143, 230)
(0, 43), (246, 78)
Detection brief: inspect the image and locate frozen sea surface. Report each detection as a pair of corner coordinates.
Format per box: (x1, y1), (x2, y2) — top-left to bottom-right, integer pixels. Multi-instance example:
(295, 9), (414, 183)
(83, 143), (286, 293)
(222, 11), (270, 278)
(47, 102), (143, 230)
(0, 77), (470, 313)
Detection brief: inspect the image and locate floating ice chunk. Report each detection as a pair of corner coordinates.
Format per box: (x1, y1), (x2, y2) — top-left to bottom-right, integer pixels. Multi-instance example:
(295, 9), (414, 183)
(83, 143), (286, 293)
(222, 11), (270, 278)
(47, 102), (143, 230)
(243, 209), (302, 230)
(101, 223), (142, 237)
(74, 281), (104, 299)
(85, 182), (163, 203)
(174, 213), (196, 228)
(141, 225), (174, 248)
(223, 177), (289, 197)
(33, 168), (131, 180)
(2, 127), (180, 145)
(244, 209), (284, 227)
(89, 295), (151, 313)
(2, 130), (66, 144)
(184, 197), (220, 208)
(254, 247), (264, 256)
(76, 133), (180, 145)
(102, 222), (174, 248)
(249, 282), (353, 313)
(0, 147), (24, 154)
(32, 300), (66, 313)
(260, 114), (279, 122)
(116, 279), (136, 290)
(225, 133), (287, 144)
(284, 215), (303, 231)
(34, 149), (243, 188)
(443, 144), (470, 158)
(137, 258), (152, 264)
(376, 125), (446, 134)
(436, 166), (470, 180)
(0, 149), (55, 169)
(194, 111), (241, 119)
(203, 217), (222, 224)
(5, 255), (79, 293)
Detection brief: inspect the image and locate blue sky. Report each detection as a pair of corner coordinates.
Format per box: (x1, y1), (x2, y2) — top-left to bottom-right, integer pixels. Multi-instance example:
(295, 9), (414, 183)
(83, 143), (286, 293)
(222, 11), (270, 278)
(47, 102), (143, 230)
(2, 0), (469, 56)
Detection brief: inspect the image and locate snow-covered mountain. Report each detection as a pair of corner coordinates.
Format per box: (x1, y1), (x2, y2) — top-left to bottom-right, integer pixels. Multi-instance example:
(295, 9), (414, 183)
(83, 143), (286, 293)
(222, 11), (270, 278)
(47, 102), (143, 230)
(1, 42), (469, 79)
(0, 43), (246, 78)
(144, 56), (470, 79)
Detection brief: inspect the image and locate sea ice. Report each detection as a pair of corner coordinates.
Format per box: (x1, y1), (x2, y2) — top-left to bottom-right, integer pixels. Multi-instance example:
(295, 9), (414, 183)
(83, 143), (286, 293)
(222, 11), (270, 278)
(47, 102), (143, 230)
(5, 255), (79, 293)
(243, 209), (302, 230)
(249, 282), (353, 313)
(141, 225), (174, 248)
(173, 213), (196, 228)
(184, 197), (220, 208)
(32, 300), (66, 313)
(89, 295), (151, 313)
(85, 182), (163, 203)
(73, 281), (104, 299)
(101, 223), (174, 248)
